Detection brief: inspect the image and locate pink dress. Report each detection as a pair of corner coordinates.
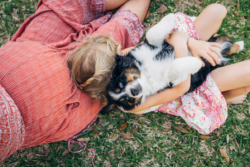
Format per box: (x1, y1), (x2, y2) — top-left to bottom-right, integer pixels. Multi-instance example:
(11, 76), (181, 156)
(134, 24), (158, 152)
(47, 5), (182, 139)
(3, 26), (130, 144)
(121, 13), (228, 135)
(0, 0), (144, 163)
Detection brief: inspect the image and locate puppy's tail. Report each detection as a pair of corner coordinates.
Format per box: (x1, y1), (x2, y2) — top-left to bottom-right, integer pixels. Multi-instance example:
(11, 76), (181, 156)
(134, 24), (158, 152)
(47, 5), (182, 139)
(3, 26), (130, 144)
(209, 35), (244, 65)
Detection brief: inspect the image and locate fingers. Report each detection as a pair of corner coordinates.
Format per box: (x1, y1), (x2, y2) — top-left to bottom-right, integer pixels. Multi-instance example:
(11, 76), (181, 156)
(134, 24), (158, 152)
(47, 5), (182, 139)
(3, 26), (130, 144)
(165, 34), (171, 40)
(194, 54), (205, 67)
(202, 53), (216, 66)
(209, 46), (222, 58)
(165, 35), (171, 43)
(200, 58), (205, 67)
(207, 50), (220, 65)
(210, 42), (222, 49)
(121, 46), (136, 56)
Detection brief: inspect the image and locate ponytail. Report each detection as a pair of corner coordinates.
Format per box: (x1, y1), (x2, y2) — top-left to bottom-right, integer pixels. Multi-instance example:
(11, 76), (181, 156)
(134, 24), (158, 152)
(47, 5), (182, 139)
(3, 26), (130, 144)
(67, 35), (119, 105)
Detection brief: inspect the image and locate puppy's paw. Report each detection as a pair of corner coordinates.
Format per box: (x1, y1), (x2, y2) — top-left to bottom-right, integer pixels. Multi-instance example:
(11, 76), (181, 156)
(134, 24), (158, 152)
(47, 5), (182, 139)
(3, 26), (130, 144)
(168, 57), (202, 86)
(185, 57), (202, 74)
(161, 13), (176, 29)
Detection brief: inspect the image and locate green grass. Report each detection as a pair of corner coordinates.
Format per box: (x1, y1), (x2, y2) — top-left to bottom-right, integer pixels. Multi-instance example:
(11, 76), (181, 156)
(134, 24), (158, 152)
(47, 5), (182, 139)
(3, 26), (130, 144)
(1, 0), (250, 166)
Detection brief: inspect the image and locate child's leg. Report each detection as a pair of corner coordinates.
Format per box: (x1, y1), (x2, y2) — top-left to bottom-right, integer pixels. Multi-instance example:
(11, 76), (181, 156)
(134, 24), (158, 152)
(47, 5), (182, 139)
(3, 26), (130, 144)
(223, 87), (250, 102)
(194, 4), (227, 41)
(210, 60), (250, 99)
(119, 0), (151, 23)
(105, 0), (128, 11)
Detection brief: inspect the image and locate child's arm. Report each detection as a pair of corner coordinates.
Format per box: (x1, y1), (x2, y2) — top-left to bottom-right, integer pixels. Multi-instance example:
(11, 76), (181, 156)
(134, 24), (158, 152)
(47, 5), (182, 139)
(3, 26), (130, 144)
(165, 31), (189, 59)
(127, 75), (190, 114)
(127, 31), (190, 114)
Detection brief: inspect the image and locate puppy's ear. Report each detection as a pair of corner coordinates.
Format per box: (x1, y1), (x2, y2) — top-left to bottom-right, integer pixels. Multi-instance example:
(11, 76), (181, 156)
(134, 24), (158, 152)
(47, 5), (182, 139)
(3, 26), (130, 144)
(113, 54), (129, 78)
(113, 54), (136, 78)
(100, 103), (117, 115)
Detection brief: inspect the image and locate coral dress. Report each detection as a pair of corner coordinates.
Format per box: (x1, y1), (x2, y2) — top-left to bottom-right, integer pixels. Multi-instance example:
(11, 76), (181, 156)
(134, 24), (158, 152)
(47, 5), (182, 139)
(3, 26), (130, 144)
(0, 0), (144, 162)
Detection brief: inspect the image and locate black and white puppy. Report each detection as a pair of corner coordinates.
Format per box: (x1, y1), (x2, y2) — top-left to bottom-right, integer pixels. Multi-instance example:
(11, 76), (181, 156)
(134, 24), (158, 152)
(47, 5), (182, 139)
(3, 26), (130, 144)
(101, 13), (244, 114)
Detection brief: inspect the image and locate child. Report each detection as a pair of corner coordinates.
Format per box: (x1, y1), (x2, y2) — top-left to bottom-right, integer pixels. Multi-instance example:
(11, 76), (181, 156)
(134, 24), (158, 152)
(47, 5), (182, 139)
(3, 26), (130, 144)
(123, 5), (249, 135)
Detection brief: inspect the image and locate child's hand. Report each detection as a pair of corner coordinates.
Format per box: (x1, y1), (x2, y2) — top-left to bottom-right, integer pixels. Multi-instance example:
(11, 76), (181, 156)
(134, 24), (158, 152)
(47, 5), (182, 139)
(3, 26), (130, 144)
(120, 42), (144, 56)
(165, 31), (189, 47)
(187, 38), (222, 67)
(121, 46), (135, 56)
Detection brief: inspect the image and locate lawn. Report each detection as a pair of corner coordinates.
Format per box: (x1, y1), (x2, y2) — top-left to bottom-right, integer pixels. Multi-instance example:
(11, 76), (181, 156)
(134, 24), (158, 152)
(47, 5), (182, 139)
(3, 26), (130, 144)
(0, 0), (249, 166)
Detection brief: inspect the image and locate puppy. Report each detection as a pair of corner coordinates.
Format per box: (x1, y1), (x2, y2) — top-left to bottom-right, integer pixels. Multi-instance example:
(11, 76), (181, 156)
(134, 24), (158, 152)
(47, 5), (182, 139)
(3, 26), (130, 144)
(101, 13), (244, 114)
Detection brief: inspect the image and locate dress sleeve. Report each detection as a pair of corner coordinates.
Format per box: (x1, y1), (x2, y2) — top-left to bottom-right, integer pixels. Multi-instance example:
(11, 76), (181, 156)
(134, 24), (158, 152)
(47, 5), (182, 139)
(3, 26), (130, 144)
(93, 9), (145, 49)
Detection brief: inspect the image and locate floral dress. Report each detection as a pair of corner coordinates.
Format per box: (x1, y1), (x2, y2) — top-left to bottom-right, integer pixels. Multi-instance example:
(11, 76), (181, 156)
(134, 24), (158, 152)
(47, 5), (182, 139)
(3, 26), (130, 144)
(120, 13), (228, 135)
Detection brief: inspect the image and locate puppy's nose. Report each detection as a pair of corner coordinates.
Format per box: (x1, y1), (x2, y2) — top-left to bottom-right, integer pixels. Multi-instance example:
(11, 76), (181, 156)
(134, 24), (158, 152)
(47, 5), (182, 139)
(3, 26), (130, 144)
(131, 88), (139, 96)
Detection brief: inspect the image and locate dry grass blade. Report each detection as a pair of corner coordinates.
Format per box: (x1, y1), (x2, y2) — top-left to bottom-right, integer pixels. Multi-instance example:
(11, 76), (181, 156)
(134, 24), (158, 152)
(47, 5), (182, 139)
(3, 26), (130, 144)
(77, 137), (90, 142)
(174, 126), (189, 133)
(220, 149), (230, 163)
(199, 135), (211, 139)
(237, 2), (240, 9)
(119, 121), (128, 130)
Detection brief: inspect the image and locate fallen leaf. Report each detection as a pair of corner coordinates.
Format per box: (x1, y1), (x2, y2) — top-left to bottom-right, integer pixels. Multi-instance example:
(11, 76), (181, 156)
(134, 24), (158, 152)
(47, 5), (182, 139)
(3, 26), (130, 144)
(132, 128), (137, 133)
(220, 149), (230, 163)
(199, 135), (211, 139)
(145, 10), (150, 19)
(119, 121), (128, 130)
(62, 150), (69, 156)
(241, 31), (245, 34)
(123, 133), (133, 139)
(160, 14), (165, 18)
(162, 129), (169, 132)
(93, 132), (98, 136)
(157, 4), (167, 14)
(77, 137), (90, 142)
(3, 36), (8, 40)
(174, 126), (189, 133)
(234, 12), (239, 16)
(92, 127), (95, 131)
(62, 145), (74, 156)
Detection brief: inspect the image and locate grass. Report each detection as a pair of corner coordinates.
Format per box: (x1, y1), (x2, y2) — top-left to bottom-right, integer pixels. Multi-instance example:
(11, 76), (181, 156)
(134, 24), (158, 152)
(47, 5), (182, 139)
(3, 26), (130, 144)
(1, 0), (250, 166)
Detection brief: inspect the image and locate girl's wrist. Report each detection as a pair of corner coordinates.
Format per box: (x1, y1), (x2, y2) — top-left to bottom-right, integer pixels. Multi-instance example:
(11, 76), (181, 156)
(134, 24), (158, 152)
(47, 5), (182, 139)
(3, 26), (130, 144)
(187, 38), (196, 50)
(172, 40), (187, 48)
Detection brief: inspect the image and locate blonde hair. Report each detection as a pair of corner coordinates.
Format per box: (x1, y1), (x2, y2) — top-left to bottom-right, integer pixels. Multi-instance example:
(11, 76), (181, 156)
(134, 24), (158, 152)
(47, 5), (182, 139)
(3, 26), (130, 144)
(67, 35), (120, 105)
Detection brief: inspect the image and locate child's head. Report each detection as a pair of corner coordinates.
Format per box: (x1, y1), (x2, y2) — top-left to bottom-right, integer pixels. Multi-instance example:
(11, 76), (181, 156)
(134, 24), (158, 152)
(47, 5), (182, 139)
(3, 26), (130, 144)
(67, 35), (120, 105)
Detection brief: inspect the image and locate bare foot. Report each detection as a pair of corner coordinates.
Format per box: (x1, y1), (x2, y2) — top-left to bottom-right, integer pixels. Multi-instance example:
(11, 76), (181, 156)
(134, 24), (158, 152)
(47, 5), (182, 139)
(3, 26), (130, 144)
(227, 94), (248, 104)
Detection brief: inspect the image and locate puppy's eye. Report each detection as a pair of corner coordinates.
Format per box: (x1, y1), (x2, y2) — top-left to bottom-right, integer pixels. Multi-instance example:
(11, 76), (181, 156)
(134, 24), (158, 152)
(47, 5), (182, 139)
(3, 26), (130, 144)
(119, 82), (124, 88)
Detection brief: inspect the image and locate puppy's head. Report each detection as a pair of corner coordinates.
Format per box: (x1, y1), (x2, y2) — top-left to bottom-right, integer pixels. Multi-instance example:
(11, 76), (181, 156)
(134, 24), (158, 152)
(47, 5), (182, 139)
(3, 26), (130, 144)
(100, 54), (143, 114)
